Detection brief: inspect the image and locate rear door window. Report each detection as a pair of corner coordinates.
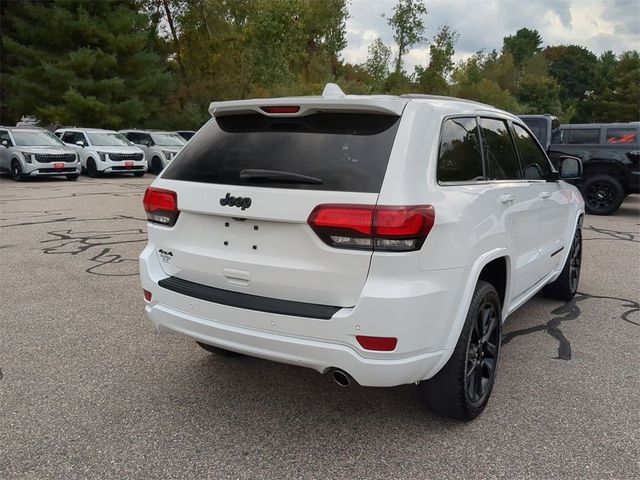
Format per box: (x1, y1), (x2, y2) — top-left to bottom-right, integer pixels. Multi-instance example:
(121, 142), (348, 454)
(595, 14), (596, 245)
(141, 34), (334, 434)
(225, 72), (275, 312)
(437, 117), (484, 182)
(512, 124), (552, 180)
(605, 127), (637, 144)
(479, 118), (522, 180)
(568, 129), (599, 144)
(163, 113), (401, 192)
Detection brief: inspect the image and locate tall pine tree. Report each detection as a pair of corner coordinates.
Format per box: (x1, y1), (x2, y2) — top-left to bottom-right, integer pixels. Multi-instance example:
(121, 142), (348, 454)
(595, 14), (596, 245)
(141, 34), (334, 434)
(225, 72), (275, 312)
(0, 0), (172, 128)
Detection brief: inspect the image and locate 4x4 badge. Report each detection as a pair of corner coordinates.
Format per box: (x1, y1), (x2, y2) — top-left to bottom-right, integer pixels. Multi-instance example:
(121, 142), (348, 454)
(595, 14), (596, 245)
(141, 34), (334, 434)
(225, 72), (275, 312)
(220, 193), (252, 210)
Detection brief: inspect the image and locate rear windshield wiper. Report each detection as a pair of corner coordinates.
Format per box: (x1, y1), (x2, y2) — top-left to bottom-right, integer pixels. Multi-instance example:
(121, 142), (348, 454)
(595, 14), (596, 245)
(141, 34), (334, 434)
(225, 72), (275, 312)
(239, 169), (323, 185)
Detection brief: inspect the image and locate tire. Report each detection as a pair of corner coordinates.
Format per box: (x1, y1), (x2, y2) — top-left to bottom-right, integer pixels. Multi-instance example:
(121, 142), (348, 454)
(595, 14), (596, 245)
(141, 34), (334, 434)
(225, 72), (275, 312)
(196, 342), (244, 357)
(133, 171), (145, 177)
(150, 157), (163, 175)
(66, 174), (79, 181)
(418, 280), (501, 421)
(11, 160), (24, 182)
(542, 226), (582, 301)
(86, 158), (99, 178)
(582, 174), (624, 215)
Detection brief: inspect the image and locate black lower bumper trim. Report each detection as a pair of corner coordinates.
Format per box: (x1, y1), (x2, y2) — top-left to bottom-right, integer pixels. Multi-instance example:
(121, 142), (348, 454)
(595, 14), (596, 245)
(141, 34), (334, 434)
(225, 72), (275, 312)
(158, 276), (343, 320)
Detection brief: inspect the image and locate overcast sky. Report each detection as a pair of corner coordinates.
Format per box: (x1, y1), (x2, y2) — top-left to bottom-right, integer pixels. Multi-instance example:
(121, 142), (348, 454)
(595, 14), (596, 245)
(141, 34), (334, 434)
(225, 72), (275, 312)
(343, 0), (640, 71)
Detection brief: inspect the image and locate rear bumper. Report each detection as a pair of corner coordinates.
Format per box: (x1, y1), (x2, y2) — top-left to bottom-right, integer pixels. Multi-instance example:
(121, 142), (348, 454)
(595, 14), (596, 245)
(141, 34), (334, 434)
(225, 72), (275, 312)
(146, 302), (446, 387)
(140, 244), (464, 387)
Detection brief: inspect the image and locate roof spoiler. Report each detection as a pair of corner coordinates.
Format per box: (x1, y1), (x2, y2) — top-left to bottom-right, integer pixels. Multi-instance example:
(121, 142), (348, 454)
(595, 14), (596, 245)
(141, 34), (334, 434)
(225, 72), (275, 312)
(208, 83), (407, 117)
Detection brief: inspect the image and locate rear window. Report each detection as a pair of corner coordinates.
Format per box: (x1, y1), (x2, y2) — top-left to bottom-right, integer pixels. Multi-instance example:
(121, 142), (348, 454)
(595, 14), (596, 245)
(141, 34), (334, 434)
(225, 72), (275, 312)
(605, 127), (637, 144)
(163, 113), (401, 192)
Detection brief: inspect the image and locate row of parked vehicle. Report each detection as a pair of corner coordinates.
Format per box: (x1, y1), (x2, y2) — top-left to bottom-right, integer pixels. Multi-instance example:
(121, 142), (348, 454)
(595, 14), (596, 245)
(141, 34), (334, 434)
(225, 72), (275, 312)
(2, 117), (638, 215)
(0, 126), (196, 181)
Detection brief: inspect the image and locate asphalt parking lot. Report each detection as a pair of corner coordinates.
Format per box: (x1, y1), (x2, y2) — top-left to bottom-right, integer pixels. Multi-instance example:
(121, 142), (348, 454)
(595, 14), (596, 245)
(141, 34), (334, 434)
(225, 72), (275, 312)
(1, 175), (639, 479)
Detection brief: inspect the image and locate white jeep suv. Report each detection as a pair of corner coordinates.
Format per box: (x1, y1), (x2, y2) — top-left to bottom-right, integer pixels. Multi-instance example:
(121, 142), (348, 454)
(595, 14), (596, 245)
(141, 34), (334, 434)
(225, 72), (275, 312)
(0, 126), (81, 181)
(119, 130), (186, 175)
(139, 85), (584, 420)
(55, 128), (147, 177)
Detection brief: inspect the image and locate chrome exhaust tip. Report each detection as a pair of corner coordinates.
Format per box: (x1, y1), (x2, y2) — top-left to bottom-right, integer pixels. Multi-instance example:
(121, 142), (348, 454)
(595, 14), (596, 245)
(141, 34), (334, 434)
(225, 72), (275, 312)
(331, 369), (352, 387)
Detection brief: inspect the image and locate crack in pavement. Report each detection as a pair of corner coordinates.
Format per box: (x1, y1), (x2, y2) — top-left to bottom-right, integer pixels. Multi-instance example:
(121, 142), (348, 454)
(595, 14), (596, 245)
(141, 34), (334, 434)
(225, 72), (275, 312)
(503, 292), (639, 360)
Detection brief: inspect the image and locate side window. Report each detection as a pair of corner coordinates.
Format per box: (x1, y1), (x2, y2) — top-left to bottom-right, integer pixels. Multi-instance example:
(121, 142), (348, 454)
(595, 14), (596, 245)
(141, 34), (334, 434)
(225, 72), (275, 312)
(605, 127), (637, 144)
(126, 132), (139, 143)
(80, 132), (89, 145)
(141, 133), (153, 146)
(568, 129), (599, 144)
(479, 118), (521, 180)
(62, 131), (76, 143)
(512, 124), (552, 180)
(437, 117), (484, 182)
(0, 130), (13, 146)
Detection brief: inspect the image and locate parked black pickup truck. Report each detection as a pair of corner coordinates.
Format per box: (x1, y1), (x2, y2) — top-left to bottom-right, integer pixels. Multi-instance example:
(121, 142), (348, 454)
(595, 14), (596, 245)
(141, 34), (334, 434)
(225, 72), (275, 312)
(520, 115), (640, 215)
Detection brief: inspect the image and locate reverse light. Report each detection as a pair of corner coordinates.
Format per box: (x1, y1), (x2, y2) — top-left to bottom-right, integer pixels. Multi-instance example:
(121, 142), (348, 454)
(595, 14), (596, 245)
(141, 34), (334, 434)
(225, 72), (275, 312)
(356, 336), (398, 351)
(143, 187), (179, 226)
(307, 204), (435, 252)
(260, 106), (300, 114)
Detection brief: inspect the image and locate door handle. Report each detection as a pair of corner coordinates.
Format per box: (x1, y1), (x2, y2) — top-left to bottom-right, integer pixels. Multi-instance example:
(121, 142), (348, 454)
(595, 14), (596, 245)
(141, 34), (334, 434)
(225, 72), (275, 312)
(540, 191), (552, 199)
(498, 194), (514, 204)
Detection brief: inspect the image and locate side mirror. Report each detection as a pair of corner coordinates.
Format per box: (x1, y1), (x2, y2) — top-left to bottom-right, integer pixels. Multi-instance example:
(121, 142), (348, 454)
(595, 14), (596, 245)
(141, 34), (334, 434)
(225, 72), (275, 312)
(75, 140), (85, 147)
(1, 140), (8, 147)
(559, 156), (582, 180)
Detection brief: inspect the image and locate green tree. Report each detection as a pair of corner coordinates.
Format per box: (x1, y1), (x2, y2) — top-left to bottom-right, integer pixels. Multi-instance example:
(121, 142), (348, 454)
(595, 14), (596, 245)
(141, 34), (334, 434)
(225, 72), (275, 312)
(577, 51), (640, 122)
(416, 25), (458, 94)
(362, 38), (392, 91)
(1, 0), (172, 128)
(502, 27), (542, 67)
(543, 45), (598, 103)
(384, 0), (427, 74)
(516, 76), (561, 114)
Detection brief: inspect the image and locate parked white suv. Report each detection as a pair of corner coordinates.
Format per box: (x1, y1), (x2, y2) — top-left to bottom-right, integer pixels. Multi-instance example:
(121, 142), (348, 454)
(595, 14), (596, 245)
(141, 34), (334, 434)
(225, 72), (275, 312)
(55, 128), (147, 177)
(0, 126), (80, 181)
(139, 85), (585, 420)
(119, 130), (186, 175)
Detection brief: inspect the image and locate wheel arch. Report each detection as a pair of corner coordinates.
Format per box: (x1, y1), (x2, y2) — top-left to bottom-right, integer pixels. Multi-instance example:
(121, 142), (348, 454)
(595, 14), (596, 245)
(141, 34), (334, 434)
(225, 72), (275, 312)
(425, 248), (512, 380)
(582, 161), (629, 187)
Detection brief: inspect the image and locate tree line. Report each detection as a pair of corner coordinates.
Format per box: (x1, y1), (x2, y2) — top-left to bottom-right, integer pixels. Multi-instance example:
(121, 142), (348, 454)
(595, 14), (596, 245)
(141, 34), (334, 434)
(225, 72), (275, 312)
(1, 0), (638, 130)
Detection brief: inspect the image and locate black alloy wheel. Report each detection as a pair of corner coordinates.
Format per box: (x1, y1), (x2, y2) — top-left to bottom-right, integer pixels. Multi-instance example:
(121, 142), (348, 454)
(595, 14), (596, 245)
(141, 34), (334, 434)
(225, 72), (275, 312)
(582, 174), (624, 215)
(86, 158), (99, 178)
(542, 224), (582, 301)
(11, 161), (24, 181)
(418, 280), (502, 420)
(151, 157), (163, 175)
(466, 300), (500, 406)
(568, 228), (582, 294)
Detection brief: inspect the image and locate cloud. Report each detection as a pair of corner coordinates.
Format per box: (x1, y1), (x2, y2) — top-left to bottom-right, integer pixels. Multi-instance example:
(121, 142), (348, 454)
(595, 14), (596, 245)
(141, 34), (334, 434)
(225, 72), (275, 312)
(345, 0), (640, 72)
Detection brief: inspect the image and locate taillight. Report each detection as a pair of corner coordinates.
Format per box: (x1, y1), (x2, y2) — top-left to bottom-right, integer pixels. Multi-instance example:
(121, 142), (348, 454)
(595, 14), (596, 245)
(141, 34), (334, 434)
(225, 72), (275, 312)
(356, 335), (398, 351)
(143, 289), (152, 302)
(143, 187), (179, 226)
(260, 106), (300, 114)
(307, 204), (435, 252)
